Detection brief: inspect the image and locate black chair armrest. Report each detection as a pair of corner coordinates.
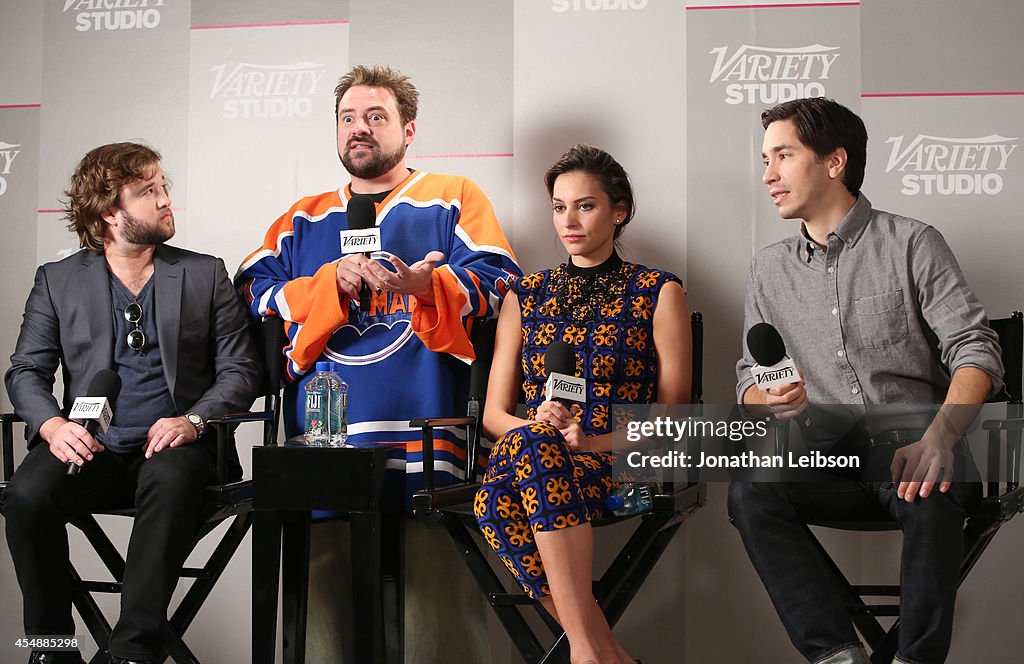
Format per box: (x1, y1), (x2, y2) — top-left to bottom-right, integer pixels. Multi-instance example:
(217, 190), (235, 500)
(412, 483), (482, 521)
(209, 409), (277, 485)
(973, 485), (1024, 523)
(409, 416), (476, 428)
(207, 411), (276, 426)
(1, 412), (24, 482)
(654, 481), (707, 518)
(982, 417), (1024, 432)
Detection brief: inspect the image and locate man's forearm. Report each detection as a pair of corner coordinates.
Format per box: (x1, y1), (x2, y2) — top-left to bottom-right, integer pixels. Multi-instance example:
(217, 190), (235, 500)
(925, 366), (992, 449)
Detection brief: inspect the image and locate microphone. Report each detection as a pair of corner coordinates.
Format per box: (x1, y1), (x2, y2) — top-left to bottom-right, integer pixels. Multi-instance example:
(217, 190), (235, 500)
(66, 369), (121, 476)
(544, 341), (586, 405)
(747, 322), (814, 434)
(341, 195), (381, 312)
(746, 322), (800, 390)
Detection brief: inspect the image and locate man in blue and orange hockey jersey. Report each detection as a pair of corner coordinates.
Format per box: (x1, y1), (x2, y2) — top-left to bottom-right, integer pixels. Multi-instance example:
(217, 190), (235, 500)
(236, 65), (520, 505)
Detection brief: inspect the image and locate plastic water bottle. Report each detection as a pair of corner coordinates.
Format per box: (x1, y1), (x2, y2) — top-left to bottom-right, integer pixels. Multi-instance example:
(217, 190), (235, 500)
(606, 483), (653, 516)
(303, 361), (348, 446)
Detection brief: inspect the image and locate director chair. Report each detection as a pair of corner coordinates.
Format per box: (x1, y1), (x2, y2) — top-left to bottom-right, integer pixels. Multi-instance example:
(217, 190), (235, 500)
(779, 311), (1023, 663)
(0, 317), (285, 664)
(411, 312), (707, 664)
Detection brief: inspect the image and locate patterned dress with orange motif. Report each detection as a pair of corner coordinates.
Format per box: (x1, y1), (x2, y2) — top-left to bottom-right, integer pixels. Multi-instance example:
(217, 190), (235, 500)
(475, 253), (681, 598)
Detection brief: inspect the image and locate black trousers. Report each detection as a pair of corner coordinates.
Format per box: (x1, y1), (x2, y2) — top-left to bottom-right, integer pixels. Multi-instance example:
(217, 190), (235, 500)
(1, 441), (217, 659)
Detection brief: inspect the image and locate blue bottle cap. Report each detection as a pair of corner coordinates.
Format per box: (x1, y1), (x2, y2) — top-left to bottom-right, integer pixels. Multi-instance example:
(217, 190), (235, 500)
(315, 361), (332, 372)
(606, 494), (625, 511)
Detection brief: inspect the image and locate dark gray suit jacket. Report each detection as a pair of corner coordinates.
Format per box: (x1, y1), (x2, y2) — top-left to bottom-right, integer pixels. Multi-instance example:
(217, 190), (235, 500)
(5, 245), (260, 450)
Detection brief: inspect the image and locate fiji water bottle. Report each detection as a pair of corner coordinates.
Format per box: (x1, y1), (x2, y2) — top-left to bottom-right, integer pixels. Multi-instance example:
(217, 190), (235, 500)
(605, 483), (653, 516)
(303, 361), (349, 446)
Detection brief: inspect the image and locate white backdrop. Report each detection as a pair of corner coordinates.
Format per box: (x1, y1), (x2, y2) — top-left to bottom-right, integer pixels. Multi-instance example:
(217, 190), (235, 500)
(1, 1), (1022, 662)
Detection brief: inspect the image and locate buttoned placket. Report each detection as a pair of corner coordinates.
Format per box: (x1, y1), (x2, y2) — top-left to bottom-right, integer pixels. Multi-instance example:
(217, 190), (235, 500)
(825, 234), (865, 404)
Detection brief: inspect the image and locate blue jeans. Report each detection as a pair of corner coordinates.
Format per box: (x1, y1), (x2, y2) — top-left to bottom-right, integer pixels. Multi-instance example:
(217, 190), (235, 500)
(728, 478), (980, 664)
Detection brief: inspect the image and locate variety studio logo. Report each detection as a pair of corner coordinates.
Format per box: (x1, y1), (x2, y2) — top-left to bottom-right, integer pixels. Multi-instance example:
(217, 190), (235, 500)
(885, 134), (1019, 196)
(209, 61), (327, 120)
(552, 0), (648, 11)
(63, 0), (165, 32)
(707, 43), (840, 105)
(0, 141), (21, 197)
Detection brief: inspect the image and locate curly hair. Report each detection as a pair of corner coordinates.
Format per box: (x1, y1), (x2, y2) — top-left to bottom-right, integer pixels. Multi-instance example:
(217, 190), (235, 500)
(333, 64), (419, 126)
(544, 144), (635, 239)
(62, 142), (162, 253)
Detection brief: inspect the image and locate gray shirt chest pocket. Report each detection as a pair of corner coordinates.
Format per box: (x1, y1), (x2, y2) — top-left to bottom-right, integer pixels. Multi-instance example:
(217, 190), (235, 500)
(853, 289), (908, 348)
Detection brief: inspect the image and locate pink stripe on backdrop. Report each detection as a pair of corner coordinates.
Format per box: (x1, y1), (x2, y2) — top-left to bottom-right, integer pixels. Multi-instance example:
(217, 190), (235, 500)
(409, 153), (514, 159)
(38, 208), (188, 214)
(863, 91), (1024, 98)
(0, 104), (41, 109)
(192, 20), (348, 30)
(687, 2), (858, 9)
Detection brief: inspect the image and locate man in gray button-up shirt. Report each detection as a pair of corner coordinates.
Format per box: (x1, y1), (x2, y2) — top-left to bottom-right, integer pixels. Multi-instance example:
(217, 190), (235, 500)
(729, 98), (1003, 664)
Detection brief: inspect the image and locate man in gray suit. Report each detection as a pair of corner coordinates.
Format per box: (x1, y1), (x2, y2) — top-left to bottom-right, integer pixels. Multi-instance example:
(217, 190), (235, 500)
(1, 142), (259, 664)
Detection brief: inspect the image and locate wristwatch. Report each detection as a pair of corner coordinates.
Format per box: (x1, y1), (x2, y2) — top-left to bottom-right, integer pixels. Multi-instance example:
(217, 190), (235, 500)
(184, 412), (207, 437)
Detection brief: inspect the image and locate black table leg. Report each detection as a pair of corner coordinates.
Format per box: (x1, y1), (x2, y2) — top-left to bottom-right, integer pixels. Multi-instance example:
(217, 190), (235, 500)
(381, 514), (404, 664)
(253, 510), (282, 664)
(281, 513), (311, 664)
(350, 510), (385, 663)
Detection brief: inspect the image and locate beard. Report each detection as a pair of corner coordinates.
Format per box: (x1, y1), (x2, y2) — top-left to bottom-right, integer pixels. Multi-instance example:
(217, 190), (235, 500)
(340, 139), (407, 180)
(120, 210), (174, 246)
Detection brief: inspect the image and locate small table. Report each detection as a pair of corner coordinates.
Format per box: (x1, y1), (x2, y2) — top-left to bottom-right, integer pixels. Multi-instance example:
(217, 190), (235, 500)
(252, 443), (393, 664)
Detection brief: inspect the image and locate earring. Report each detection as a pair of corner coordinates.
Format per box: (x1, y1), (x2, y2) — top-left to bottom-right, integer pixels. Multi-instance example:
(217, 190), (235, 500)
(614, 219), (622, 224)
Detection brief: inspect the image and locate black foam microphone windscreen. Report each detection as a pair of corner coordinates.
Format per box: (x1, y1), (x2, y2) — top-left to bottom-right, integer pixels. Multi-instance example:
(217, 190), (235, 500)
(346, 195), (377, 311)
(746, 322), (787, 367)
(346, 194), (377, 232)
(545, 340), (577, 378)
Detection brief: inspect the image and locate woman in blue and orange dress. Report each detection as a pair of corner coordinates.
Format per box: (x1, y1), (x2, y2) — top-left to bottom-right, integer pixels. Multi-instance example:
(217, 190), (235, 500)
(475, 144), (692, 664)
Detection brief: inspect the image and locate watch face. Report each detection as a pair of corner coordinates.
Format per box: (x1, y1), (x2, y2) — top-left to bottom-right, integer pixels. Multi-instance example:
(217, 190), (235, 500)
(187, 413), (200, 425)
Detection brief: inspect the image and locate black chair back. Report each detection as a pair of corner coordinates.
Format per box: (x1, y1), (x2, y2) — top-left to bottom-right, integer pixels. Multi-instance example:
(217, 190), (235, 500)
(989, 311), (1023, 404)
(250, 316), (286, 447)
(466, 317), (497, 479)
(691, 311), (704, 405)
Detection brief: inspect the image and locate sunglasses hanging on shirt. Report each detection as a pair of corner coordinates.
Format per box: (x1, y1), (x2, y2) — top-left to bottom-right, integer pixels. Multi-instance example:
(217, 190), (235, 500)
(124, 300), (146, 352)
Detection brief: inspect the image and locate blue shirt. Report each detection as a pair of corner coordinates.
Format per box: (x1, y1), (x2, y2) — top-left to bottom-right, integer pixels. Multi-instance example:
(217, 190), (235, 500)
(99, 274), (178, 452)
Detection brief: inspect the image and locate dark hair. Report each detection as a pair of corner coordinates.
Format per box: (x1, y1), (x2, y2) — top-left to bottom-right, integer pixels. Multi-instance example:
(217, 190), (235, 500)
(761, 97), (867, 195)
(334, 64), (419, 126)
(62, 142), (162, 253)
(543, 144), (635, 239)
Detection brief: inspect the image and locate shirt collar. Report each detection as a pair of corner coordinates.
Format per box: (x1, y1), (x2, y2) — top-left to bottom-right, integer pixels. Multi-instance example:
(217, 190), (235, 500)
(798, 223), (819, 263)
(830, 193), (873, 248)
(565, 251), (623, 277)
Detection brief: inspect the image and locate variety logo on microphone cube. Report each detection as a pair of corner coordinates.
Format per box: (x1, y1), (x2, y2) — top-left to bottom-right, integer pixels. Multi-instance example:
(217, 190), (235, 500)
(750, 358), (799, 390)
(69, 397), (113, 434)
(339, 228), (382, 254)
(546, 372), (587, 403)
